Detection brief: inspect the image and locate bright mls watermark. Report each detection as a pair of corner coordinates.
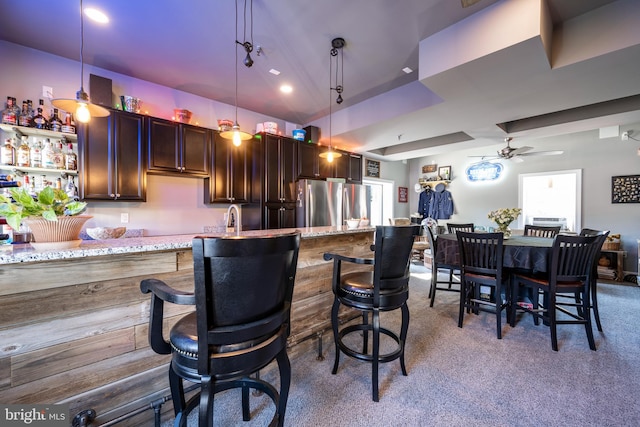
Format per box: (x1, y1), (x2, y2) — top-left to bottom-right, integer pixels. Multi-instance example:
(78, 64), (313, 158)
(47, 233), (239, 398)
(0, 404), (68, 426)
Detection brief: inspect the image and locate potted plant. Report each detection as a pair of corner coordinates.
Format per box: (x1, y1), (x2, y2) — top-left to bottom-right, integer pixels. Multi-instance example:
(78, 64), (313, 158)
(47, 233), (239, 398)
(0, 186), (90, 248)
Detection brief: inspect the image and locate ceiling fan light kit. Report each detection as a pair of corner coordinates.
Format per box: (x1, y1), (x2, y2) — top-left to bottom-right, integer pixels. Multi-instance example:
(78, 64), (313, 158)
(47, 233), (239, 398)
(470, 137), (563, 161)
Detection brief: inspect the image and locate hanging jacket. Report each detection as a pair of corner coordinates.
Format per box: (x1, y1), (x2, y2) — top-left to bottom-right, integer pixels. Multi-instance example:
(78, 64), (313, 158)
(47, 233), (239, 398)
(418, 188), (432, 218)
(428, 189), (454, 220)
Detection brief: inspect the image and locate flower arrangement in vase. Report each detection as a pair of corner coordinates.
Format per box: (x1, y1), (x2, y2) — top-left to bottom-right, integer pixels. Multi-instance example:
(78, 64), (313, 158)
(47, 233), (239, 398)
(487, 207), (522, 239)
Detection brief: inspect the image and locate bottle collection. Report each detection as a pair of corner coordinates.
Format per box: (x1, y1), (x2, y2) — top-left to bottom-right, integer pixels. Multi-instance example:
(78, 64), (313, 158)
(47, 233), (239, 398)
(1, 136), (77, 172)
(2, 96), (76, 134)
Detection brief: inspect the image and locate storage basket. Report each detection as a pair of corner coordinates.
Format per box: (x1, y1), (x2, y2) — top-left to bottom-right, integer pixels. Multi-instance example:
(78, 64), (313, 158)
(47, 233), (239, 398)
(602, 241), (620, 251)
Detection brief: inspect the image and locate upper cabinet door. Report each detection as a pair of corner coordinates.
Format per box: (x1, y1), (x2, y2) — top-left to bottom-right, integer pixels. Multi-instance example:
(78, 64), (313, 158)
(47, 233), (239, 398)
(264, 134), (297, 204)
(79, 109), (146, 201)
(181, 124), (210, 176)
(147, 117), (180, 173)
(297, 142), (321, 179)
(205, 132), (251, 203)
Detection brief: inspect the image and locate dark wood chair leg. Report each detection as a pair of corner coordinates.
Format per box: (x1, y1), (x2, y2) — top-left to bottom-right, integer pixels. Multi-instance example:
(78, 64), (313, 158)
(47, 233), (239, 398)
(372, 308), (380, 402)
(331, 296), (341, 375)
(198, 375), (213, 427)
(276, 349), (291, 427)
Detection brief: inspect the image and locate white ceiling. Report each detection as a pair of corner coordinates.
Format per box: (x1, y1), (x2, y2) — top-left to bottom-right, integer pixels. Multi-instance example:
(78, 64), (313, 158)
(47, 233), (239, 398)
(1, 0), (638, 161)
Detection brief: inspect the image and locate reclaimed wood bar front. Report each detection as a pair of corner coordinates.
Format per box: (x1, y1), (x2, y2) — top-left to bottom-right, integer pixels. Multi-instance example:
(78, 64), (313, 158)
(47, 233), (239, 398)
(0, 226), (374, 426)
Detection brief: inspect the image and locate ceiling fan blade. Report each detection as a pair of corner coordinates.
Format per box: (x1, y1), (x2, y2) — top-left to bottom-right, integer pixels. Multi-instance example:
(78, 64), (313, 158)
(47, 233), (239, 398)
(511, 156), (525, 163)
(461, 0), (483, 7)
(519, 150), (564, 157)
(508, 146), (533, 156)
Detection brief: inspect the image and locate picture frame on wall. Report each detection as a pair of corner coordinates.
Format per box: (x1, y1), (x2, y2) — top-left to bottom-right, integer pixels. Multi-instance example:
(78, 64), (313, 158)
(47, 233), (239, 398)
(422, 164), (437, 173)
(398, 186), (408, 203)
(438, 165), (451, 180)
(365, 159), (381, 178)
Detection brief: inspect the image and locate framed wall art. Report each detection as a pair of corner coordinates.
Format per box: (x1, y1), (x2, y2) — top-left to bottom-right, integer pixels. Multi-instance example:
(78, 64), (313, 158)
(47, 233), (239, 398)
(422, 164), (437, 173)
(438, 165), (451, 180)
(398, 186), (408, 203)
(612, 175), (640, 203)
(365, 159), (381, 178)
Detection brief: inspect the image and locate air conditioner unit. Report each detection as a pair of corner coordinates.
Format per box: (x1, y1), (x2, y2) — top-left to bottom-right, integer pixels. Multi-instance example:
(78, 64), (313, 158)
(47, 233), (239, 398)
(531, 217), (567, 229)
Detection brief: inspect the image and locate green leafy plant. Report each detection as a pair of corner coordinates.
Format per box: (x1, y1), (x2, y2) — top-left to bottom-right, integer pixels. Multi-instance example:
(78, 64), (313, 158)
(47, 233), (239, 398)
(0, 187), (87, 231)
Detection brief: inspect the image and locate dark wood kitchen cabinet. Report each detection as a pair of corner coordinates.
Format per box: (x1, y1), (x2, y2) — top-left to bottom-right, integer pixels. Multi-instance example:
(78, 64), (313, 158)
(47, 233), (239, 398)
(78, 109), (146, 201)
(297, 141), (333, 180)
(334, 151), (363, 184)
(204, 132), (251, 203)
(147, 117), (210, 177)
(262, 133), (297, 228)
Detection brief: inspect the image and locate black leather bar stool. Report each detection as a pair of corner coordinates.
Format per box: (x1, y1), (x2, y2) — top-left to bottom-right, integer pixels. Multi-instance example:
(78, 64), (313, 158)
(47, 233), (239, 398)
(324, 225), (417, 401)
(141, 233), (300, 427)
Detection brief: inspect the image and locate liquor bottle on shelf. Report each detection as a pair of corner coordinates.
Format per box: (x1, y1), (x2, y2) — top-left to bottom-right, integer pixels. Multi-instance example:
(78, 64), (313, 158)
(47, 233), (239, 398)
(1, 96), (18, 125)
(30, 100), (48, 129)
(0, 180), (21, 188)
(41, 138), (55, 169)
(65, 175), (78, 199)
(0, 174), (14, 181)
(61, 112), (76, 134)
(30, 139), (42, 168)
(16, 136), (30, 167)
(64, 142), (77, 171)
(1, 138), (16, 165)
(52, 141), (65, 169)
(48, 108), (63, 133)
(19, 100), (33, 127)
(28, 175), (37, 196)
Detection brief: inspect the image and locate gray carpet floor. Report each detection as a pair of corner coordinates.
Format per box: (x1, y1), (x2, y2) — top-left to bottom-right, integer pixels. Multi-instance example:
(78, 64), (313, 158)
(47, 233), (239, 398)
(161, 263), (640, 426)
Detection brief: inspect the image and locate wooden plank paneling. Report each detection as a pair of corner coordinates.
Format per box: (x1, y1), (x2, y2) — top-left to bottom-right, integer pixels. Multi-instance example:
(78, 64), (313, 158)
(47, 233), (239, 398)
(12, 328), (135, 387)
(0, 252), (179, 296)
(0, 347), (168, 404)
(0, 270), (194, 328)
(0, 357), (9, 391)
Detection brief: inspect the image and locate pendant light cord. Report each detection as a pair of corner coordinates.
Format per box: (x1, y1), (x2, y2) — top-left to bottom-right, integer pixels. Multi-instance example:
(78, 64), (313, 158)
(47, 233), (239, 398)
(234, 0), (239, 122)
(79, 0), (85, 92)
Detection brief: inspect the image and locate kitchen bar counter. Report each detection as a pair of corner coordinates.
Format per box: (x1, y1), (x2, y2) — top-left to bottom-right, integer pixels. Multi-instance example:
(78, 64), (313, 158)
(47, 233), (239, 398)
(0, 225), (374, 426)
(0, 225), (373, 265)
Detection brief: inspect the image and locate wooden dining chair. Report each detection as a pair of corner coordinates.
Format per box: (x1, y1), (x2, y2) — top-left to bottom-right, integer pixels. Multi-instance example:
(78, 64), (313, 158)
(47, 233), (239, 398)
(456, 231), (508, 339)
(523, 225), (561, 238)
(424, 225), (461, 307)
(447, 223), (475, 234)
(509, 234), (602, 351)
(577, 228), (610, 332)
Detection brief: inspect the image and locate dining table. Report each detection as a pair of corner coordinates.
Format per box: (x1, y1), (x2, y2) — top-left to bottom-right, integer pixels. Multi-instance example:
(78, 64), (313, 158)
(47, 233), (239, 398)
(435, 233), (555, 274)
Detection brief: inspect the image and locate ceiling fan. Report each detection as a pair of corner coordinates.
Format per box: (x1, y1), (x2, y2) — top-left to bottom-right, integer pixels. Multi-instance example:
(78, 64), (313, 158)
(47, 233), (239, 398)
(470, 137), (564, 162)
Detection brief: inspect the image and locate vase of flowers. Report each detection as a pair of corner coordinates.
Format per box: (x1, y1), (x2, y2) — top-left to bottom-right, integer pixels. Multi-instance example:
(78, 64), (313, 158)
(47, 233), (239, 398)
(487, 208), (522, 239)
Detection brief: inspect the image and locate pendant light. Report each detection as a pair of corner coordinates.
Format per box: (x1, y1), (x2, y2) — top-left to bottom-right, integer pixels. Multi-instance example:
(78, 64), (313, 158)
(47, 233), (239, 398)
(319, 38), (345, 163)
(220, 0), (253, 146)
(51, 0), (109, 123)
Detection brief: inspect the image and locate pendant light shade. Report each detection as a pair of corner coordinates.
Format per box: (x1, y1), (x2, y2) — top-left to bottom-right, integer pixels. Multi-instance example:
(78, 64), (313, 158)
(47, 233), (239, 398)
(321, 37), (346, 163)
(222, 0), (253, 146)
(51, 0), (109, 123)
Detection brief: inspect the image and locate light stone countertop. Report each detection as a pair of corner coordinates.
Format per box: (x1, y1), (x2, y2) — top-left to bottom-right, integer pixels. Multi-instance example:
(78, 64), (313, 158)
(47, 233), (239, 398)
(0, 226), (375, 265)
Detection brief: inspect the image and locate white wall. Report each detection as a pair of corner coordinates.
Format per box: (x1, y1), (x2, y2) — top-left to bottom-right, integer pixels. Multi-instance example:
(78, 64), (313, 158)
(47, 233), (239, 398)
(408, 128), (640, 273)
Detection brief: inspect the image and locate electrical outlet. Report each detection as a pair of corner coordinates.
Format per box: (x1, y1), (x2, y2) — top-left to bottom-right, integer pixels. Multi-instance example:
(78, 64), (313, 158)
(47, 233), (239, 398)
(120, 213), (129, 223)
(42, 86), (53, 99)
(622, 131), (629, 141)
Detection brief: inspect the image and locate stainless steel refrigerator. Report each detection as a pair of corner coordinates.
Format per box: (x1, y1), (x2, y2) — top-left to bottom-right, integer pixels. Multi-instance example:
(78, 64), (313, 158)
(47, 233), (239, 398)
(296, 179), (370, 227)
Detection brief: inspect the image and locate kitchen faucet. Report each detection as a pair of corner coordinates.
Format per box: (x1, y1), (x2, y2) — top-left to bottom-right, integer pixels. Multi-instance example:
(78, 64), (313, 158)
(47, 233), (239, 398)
(226, 204), (242, 236)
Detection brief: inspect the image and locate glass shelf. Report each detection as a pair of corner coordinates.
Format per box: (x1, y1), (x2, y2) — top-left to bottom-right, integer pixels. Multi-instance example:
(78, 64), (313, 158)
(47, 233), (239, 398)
(0, 164), (77, 177)
(0, 123), (77, 141)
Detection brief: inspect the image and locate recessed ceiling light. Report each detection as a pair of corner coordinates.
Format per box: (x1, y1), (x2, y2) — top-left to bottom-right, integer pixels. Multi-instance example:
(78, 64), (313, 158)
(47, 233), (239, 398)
(84, 8), (109, 23)
(402, 67), (413, 74)
(280, 85), (293, 94)
(269, 69), (281, 76)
